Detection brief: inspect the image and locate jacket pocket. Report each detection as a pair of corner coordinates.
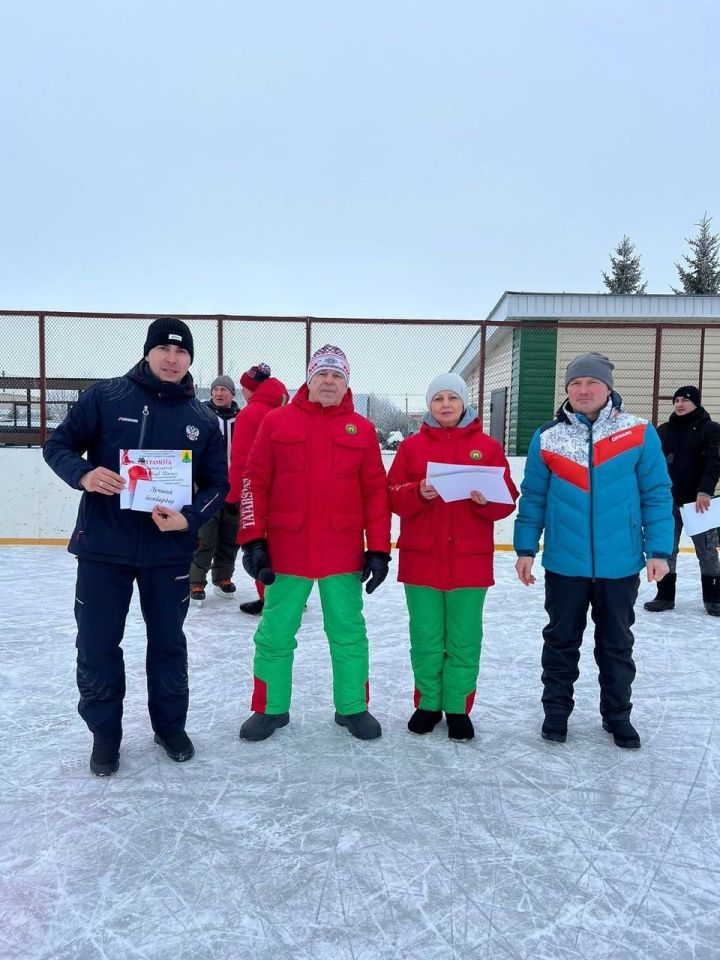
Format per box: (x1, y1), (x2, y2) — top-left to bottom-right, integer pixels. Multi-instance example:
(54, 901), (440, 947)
(330, 511), (363, 533)
(270, 431), (306, 472)
(627, 502), (642, 554)
(397, 532), (434, 552)
(332, 435), (367, 476)
(268, 511), (304, 531)
(453, 534), (493, 555)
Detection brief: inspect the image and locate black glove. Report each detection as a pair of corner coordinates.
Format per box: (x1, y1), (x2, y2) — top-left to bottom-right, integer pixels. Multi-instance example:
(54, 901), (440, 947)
(241, 539), (276, 585)
(361, 551), (391, 595)
(224, 501), (240, 516)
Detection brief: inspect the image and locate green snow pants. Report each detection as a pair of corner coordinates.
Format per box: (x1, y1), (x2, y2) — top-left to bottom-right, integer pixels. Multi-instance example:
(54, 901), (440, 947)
(250, 573), (370, 715)
(404, 585), (487, 714)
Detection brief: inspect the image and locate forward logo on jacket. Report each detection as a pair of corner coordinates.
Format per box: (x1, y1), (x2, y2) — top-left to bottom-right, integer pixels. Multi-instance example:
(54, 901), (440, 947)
(186, 425), (200, 441)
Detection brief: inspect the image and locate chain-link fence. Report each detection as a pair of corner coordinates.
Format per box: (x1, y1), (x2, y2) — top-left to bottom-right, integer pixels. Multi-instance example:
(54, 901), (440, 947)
(1, 309), (718, 454)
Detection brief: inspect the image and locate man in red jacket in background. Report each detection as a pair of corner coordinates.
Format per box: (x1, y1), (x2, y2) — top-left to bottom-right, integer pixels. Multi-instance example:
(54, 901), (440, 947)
(226, 362), (289, 615)
(237, 344), (391, 742)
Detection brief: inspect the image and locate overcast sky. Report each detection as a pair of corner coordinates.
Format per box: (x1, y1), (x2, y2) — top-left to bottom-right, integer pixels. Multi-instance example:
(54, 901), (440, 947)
(1, 0), (719, 320)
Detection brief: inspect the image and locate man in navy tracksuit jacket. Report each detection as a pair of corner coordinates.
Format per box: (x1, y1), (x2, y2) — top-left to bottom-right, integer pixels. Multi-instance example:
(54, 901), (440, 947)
(513, 353), (673, 749)
(44, 317), (229, 776)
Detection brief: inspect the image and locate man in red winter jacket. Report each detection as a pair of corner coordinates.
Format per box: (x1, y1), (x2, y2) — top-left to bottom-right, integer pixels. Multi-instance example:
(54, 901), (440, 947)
(237, 345), (392, 742)
(226, 362), (289, 615)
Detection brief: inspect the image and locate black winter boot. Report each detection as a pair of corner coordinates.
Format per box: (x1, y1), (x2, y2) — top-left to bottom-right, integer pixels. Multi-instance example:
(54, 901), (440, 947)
(407, 708), (443, 734)
(446, 713), (474, 741)
(239, 712), (290, 741)
(154, 730), (195, 762)
(643, 573), (676, 612)
(335, 710), (382, 740)
(541, 716), (568, 743)
(239, 599), (264, 615)
(602, 716), (641, 749)
(701, 575), (720, 616)
(90, 738), (121, 777)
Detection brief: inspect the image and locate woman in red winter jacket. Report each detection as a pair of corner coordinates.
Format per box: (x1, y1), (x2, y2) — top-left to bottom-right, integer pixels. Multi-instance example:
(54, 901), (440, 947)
(387, 373), (518, 741)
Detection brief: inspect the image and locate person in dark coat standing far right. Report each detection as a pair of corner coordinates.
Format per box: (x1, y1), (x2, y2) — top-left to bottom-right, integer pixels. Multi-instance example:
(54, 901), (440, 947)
(644, 385), (720, 616)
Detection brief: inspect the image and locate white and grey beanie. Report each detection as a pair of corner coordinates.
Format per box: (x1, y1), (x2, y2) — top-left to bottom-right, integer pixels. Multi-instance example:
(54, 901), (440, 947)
(425, 373), (469, 409)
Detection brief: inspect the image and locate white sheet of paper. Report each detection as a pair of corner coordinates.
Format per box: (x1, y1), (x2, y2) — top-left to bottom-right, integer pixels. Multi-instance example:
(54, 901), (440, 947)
(425, 461), (514, 504)
(131, 479), (187, 513)
(679, 498), (720, 536)
(119, 449), (193, 510)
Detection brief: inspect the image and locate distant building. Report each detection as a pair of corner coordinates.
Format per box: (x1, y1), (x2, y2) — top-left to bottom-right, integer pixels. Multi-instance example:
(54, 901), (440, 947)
(452, 292), (720, 455)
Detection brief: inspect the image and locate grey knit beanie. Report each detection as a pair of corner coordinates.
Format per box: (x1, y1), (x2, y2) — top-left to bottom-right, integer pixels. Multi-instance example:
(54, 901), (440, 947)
(564, 352), (614, 389)
(425, 373), (469, 409)
(211, 375), (236, 395)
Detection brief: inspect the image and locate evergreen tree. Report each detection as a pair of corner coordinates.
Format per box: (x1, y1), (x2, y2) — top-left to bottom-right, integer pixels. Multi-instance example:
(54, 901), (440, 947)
(602, 235), (647, 293)
(673, 213), (720, 294)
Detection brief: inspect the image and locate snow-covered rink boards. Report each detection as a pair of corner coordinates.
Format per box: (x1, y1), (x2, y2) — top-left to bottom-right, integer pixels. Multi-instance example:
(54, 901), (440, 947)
(2, 548), (719, 960)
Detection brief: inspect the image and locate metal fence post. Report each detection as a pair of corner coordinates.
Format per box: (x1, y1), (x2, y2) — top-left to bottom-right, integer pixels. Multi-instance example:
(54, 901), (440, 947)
(39, 313), (47, 444)
(477, 322), (486, 429)
(217, 315), (224, 376)
(651, 325), (662, 425)
(305, 317), (312, 369)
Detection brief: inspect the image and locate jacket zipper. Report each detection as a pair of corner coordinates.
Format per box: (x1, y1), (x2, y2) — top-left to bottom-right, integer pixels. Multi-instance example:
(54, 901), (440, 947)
(588, 425), (595, 580)
(138, 404), (149, 448)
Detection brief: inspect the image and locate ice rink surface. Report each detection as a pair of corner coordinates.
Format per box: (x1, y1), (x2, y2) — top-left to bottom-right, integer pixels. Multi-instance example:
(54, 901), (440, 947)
(2, 547), (719, 960)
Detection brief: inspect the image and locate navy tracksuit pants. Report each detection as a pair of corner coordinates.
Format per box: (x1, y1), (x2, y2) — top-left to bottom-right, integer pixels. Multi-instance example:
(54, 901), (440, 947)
(74, 558), (191, 741)
(541, 571), (640, 721)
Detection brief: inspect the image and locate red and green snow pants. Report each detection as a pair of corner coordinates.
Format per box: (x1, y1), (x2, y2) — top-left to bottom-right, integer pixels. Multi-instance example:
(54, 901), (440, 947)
(250, 573), (370, 715)
(404, 584), (487, 714)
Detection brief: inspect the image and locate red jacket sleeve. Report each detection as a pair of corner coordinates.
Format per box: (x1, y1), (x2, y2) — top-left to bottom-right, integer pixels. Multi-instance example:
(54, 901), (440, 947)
(361, 429), (392, 554)
(387, 439), (429, 519)
(227, 403), (264, 503)
(237, 412), (275, 544)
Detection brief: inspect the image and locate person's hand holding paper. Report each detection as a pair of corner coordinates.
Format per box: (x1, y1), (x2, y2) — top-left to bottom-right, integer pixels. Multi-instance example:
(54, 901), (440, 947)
(425, 461), (514, 504)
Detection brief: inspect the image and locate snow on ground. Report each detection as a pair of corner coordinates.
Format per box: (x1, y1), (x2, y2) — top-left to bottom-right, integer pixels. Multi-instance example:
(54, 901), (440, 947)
(2, 547), (719, 960)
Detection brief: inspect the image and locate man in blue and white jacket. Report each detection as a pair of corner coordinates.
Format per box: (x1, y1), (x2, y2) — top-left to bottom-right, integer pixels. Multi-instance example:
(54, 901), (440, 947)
(44, 317), (228, 776)
(514, 352), (673, 749)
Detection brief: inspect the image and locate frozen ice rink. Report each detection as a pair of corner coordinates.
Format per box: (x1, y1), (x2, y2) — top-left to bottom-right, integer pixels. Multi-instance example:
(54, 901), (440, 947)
(2, 547), (719, 960)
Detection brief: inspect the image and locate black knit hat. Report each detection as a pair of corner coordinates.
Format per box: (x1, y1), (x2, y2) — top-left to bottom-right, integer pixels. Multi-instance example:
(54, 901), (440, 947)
(143, 317), (194, 362)
(673, 385), (701, 406)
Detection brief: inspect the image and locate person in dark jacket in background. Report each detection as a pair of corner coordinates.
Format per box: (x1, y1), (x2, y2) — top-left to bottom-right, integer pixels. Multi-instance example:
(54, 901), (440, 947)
(189, 375), (241, 603)
(44, 317), (229, 777)
(645, 385), (720, 616)
(226, 362), (289, 615)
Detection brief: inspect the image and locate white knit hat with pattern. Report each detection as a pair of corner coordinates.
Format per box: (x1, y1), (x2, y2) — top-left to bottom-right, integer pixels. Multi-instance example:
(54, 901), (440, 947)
(307, 344), (350, 384)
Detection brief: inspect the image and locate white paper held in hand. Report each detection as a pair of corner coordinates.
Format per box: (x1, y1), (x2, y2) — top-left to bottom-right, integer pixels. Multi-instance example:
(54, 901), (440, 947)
(131, 480), (187, 514)
(679, 498), (720, 537)
(425, 461), (514, 504)
(119, 449), (193, 511)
